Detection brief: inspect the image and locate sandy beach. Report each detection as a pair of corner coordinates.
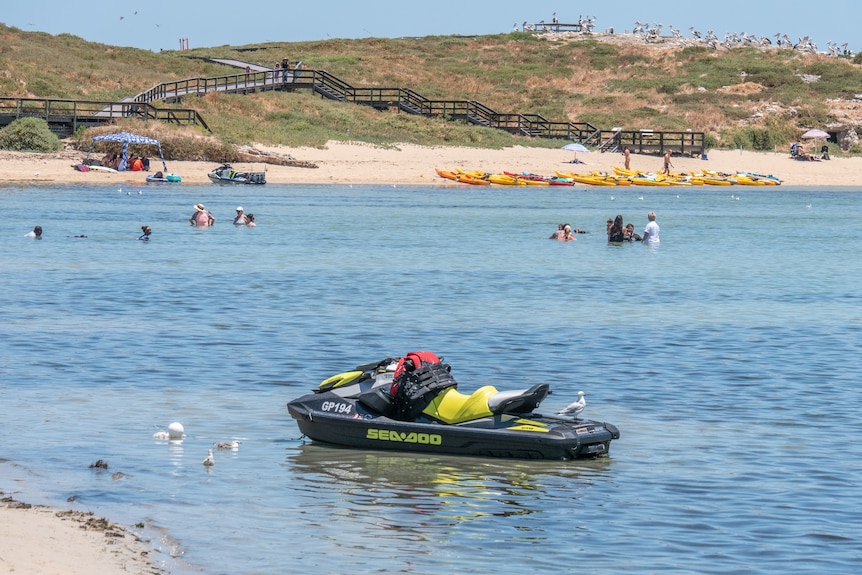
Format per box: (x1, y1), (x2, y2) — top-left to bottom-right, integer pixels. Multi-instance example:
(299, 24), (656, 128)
(1, 142), (860, 186)
(0, 497), (162, 574)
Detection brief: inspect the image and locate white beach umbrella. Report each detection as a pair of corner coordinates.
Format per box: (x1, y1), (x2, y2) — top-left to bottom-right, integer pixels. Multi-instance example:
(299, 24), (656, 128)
(801, 129), (829, 139)
(562, 142), (590, 162)
(562, 142), (590, 152)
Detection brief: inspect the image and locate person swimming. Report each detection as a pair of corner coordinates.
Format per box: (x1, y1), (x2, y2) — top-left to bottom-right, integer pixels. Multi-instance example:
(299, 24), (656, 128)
(138, 225), (152, 240)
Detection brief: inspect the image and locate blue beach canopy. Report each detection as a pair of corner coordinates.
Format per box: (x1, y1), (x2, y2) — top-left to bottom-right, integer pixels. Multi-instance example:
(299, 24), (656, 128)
(85, 132), (168, 172)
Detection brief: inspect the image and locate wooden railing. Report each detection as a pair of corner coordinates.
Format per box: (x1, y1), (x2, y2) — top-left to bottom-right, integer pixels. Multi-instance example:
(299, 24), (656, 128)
(0, 97), (209, 134)
(131, 66), (705, 155)
(133, 69), (602, 143)
(599, 129), (705, 155)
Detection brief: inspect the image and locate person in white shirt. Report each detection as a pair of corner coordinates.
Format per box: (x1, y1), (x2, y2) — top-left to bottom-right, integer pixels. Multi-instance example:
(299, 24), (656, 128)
(643, 211), (660, 245)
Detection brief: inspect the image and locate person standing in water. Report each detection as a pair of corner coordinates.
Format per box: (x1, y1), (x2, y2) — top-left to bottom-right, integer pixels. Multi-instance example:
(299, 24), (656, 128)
(190, 204), (215, 227)
(25, 225), (42, 239)
(642, 211), (660, 245)
(233, 206), (248, 225)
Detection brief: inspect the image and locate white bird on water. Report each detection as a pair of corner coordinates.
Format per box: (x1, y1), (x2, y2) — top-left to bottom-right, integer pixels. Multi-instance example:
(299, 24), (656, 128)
(203, 449), (215, 467)
(153, 421), (185, 441)
(214, 440), (240, 450)
(557, 391), (586, 418)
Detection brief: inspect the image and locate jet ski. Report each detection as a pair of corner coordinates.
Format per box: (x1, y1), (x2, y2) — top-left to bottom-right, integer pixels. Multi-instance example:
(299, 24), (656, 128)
(207, 163), (266, 184)
(287, 351), (620, 460)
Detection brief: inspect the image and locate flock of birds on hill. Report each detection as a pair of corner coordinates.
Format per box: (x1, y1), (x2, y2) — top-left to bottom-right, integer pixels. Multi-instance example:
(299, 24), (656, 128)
(520, 14), (854, 57)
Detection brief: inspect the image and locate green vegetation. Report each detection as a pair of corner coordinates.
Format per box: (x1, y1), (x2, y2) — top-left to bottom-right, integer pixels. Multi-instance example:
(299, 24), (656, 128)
(0, 117), (62, 152)
(1, 23), (860, 156)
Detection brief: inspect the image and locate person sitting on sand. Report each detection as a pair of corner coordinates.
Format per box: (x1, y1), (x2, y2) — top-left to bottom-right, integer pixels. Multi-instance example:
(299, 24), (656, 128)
(102, 153), (119, 169)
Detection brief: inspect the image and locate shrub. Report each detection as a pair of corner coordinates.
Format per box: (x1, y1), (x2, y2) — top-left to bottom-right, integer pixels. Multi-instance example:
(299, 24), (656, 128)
(0, 117), (62, 152)
(725, 118), (796, 151)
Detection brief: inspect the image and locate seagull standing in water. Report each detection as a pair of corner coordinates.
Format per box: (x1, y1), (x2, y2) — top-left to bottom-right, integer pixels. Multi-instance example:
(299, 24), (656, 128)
(203, 449), (215, 467)
(557, 391), (586, 418)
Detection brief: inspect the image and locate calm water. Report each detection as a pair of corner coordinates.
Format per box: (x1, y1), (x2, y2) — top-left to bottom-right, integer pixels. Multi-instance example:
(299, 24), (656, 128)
(1, 182), (861, 574)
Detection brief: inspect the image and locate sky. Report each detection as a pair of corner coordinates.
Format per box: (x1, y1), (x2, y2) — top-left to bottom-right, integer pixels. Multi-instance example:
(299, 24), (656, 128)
(2, 1), (859, 54)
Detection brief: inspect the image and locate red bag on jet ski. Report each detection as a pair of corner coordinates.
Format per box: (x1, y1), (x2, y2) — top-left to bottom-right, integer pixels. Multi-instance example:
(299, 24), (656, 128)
(390, 351), (442, 396)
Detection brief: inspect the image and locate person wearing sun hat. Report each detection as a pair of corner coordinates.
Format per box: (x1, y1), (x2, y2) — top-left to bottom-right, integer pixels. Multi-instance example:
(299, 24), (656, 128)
(189, 203), (215, 227)
(233, 206), (248, 225)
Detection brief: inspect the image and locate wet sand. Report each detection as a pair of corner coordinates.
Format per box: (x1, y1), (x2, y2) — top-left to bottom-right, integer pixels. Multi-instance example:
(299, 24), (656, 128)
(0, 497), (163, 574)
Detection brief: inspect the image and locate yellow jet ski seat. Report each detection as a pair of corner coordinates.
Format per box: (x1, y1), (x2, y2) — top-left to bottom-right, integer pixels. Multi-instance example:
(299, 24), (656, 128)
(423, 383), (550, 424)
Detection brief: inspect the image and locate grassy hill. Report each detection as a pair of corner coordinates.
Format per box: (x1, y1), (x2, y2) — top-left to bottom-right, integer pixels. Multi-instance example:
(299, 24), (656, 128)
(2, 23), (862, 154)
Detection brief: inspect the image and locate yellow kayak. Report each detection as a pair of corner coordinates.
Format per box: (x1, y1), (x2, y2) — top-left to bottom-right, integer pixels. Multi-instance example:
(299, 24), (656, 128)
(630, 176), (670, 186)
(556, 171), (617, 186)
(486, 174), (516, 185)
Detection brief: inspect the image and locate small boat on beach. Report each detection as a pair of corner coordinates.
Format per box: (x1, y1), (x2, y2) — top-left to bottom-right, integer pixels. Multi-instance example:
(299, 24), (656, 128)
(208, 164), (266, 184)
(146, 171), (182, 183)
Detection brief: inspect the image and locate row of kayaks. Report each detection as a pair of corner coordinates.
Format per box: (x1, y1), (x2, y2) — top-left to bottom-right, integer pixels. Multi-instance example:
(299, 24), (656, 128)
(436, 167), (782, 187)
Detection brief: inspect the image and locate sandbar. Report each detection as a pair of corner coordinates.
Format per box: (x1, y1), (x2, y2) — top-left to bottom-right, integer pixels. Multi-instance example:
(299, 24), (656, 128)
(0, 142), (859, 187)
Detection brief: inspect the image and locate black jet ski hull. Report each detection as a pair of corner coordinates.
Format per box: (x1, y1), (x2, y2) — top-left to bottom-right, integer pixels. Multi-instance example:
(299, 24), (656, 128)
(287, 391), (618, 460)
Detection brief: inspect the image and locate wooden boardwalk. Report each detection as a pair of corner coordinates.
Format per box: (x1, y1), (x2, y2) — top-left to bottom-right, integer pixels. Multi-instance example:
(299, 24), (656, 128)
(0, 97), (209, 136)
(132, 61), (705, 155)
(1, 60), (705, 156)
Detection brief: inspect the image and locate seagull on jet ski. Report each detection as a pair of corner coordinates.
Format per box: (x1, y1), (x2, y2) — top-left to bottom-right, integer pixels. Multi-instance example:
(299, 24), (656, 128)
(556, 391), (586, 418)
